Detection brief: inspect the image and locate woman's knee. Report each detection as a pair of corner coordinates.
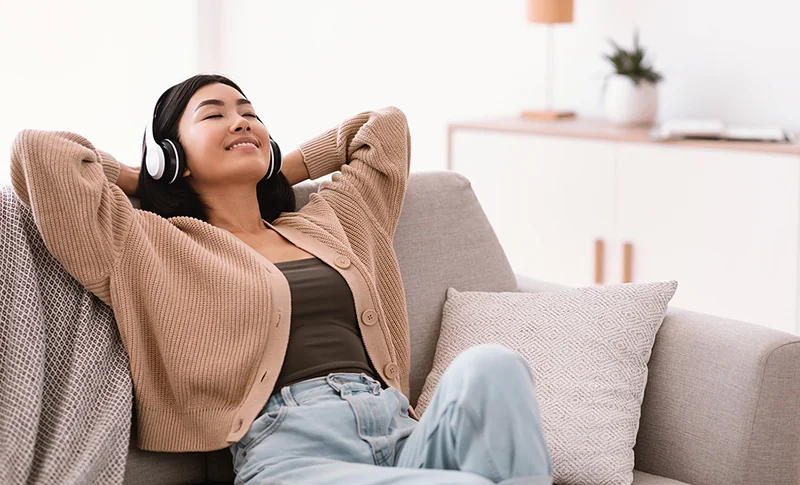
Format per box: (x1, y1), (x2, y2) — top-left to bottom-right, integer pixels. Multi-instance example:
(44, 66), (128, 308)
(448, 344), (534, 388)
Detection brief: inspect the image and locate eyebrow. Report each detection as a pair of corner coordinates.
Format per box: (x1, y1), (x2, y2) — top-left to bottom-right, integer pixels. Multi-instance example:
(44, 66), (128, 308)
(194, 98), (252, 112)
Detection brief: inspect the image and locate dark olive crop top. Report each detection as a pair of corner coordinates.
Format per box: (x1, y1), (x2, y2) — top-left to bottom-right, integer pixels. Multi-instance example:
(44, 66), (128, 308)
(272, 257), (381, 391)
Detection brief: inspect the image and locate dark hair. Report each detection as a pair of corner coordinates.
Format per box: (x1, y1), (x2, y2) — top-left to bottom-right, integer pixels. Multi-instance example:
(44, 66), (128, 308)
(137, 74), (295, 223)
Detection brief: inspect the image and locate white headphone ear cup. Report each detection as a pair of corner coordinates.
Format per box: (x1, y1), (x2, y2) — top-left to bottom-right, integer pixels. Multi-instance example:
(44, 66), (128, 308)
(144, 123), (166, 180)
(267, 137), (282, 179)
(267, 144), (275, 179)
(273, 145), (283, 174)
(145, 142), (166, 180)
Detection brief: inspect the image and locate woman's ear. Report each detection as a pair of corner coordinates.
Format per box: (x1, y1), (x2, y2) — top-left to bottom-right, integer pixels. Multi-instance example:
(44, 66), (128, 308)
(182, 168), (191, 177)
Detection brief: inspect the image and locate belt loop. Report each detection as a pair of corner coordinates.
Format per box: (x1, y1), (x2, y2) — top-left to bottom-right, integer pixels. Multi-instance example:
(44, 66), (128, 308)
(359, 372), (382, 395)
(281, 385), (297, 406)
(326, 374), (351, 396)
(369, 378), (382, 395)
(326, 374), (340, 393)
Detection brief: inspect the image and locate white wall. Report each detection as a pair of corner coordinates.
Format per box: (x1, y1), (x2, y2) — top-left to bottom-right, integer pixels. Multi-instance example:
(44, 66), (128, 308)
(2, 0), (797, 183)
(211, 0), (800, 172)
(0, 0), (200, 185)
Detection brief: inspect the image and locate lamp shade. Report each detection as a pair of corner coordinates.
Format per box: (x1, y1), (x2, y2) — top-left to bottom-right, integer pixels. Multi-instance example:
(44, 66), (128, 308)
(527, 0), (573, 24)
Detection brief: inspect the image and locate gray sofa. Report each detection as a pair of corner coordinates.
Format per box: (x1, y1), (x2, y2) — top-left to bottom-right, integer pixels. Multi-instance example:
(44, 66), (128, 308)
(123, 171), (800, 485)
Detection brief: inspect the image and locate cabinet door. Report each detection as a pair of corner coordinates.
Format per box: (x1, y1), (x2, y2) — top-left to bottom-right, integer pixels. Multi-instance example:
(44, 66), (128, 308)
(616, 144), (800, 334)
(451, 130), (615, 287)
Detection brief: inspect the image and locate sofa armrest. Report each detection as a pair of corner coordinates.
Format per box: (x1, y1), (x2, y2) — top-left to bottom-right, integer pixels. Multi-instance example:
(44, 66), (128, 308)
(515, 272), (800, 485)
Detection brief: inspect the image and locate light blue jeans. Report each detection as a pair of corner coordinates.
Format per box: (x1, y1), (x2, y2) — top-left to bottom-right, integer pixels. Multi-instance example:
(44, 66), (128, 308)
(229, 344), (552, 484)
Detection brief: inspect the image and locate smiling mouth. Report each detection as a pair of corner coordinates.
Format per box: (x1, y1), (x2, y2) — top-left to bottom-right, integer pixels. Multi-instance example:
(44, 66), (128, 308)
(226, 142), (259, 150)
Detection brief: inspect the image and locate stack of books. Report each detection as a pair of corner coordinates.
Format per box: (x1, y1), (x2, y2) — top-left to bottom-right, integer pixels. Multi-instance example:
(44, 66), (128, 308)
(649, 120), (796, 143)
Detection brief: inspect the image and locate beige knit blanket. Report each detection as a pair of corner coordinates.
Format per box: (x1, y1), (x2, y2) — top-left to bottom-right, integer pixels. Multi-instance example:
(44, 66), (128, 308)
(0, 186), (132, 484)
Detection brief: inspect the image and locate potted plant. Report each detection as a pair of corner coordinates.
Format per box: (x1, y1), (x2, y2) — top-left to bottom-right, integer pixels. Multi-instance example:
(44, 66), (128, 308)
(603, 30), (663, 125)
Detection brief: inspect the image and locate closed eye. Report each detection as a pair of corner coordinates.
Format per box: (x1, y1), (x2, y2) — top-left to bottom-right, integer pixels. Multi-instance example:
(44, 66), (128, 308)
(204, 113), (257, 120)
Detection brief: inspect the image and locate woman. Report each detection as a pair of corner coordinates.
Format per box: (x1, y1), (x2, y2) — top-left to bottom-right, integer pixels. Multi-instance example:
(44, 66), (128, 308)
(10, 74), (552, 484)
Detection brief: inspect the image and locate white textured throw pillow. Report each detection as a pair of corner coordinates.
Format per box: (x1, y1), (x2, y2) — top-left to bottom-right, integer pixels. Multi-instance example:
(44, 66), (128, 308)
(417, 281), (678, 485)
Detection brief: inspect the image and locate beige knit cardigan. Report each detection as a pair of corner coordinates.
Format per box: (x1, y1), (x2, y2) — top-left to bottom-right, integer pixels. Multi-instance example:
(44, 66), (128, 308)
(10, 106), (413, 452)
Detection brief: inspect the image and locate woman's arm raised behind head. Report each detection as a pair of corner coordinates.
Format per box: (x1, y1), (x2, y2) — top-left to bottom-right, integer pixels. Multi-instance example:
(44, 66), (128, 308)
(297, 106), (411, 238)
(10, 130), (136, 306)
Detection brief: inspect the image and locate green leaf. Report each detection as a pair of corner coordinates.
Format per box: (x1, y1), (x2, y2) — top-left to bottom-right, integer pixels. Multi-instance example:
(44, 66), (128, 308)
(602, 30), (663, 84)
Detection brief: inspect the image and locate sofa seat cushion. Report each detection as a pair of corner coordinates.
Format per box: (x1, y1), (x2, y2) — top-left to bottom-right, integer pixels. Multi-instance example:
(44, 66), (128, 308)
(123, 439), (206, 485)
(631, 469), (689, 485)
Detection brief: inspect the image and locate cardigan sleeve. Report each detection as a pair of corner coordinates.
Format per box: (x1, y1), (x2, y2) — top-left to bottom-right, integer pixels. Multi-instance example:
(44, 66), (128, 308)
(9, 129), (135, 306)
(297, 106), (411, 237)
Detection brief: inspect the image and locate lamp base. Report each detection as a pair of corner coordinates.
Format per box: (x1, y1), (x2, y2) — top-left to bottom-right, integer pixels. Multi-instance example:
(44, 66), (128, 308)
(521, 110), (576, 120)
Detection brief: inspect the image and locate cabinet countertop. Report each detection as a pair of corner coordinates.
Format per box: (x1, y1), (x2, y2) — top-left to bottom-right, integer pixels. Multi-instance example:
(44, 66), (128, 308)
(447, 117), (800, 169)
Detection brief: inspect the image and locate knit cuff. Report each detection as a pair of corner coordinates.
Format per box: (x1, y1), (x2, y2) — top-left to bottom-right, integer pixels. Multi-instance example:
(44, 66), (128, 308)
(298, 127), (344, 180)
(97, 150), (121, 185)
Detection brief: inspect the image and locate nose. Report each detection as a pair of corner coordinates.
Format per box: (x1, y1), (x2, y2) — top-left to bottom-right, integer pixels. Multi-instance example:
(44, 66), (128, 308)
(231, 115), (251, 133)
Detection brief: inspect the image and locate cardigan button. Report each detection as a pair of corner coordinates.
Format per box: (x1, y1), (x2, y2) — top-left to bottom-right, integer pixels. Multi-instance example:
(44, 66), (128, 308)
(233, 418), (243, 433)
(361, 309), (378, 326)
(334, 256), (351, 269)
(384, 363), (399, 379)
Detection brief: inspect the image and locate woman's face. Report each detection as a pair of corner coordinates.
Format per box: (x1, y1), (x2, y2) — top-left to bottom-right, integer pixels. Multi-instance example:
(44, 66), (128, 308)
(177, 82), (271, 186)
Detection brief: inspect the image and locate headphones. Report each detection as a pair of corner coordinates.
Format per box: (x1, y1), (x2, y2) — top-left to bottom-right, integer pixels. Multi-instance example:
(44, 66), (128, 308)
(144, 93), (283, 184)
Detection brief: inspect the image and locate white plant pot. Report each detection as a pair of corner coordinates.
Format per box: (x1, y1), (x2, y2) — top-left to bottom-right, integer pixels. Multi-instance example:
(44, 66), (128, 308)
(604, 75), (659, 126)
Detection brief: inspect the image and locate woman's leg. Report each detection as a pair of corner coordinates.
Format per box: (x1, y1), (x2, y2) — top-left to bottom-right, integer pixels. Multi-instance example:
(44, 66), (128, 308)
(393, 344), (552, 485)
(242, 456), (495, 485)
(231, 373), (497, 485)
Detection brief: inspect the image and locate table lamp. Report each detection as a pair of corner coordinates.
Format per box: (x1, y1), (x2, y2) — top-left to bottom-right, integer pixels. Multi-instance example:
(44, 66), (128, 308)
(522, 0), (575, 120)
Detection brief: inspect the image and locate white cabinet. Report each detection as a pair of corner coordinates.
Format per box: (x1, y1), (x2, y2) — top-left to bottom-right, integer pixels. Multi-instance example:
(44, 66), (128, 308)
(450, 124), (800, 334)
(615, 143), (800, 334)
(451, 130), (615, 288)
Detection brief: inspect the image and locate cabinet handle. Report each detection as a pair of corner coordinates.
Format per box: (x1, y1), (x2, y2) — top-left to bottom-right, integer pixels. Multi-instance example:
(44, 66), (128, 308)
(594, 239), (604, 285)
(622, 242), (634, 283)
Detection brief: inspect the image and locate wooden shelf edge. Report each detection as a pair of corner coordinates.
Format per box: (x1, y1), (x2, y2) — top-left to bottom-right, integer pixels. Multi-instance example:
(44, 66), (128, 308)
(448, 117), (800, 157)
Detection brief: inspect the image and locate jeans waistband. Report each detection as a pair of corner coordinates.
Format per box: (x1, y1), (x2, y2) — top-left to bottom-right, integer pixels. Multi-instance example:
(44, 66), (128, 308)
(268, 372), (383, 408)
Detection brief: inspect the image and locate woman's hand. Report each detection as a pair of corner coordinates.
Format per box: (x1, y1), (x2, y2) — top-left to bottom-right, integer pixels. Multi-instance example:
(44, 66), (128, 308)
(116, 164), (140, 197)
(282, 148), (310, 186)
